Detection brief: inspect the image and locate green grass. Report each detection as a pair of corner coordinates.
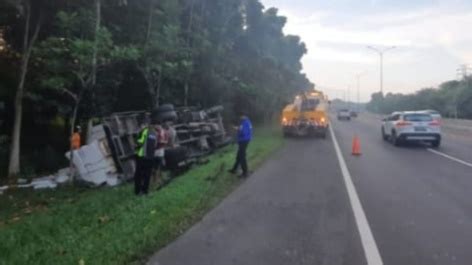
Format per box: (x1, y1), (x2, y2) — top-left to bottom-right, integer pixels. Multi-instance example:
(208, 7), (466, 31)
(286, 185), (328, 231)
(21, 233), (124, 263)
(0, 127), (283, 265)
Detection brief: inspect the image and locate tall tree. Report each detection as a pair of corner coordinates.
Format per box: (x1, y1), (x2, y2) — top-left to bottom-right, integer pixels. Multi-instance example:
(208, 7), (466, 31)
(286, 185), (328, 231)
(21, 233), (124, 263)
(7, 0), (43, 177)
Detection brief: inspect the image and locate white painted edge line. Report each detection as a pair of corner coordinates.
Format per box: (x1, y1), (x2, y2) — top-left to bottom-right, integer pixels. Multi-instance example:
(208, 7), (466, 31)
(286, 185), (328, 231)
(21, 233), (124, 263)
(329, 125), (383, 265)
(427, 148), (472, 168)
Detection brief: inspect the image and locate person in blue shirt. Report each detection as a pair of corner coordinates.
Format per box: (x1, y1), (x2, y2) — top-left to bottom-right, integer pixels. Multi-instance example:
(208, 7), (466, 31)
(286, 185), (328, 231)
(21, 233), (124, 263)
(229, 115), (253, 177)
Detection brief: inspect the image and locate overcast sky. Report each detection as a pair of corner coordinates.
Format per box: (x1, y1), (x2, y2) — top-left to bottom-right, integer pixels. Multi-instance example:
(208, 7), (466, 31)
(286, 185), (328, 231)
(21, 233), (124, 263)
(261, 0), (472, 101)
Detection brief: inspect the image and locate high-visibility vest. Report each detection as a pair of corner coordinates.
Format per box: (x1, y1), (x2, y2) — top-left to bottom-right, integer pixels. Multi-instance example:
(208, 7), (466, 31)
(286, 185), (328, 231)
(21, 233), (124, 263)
(136, 128), (149, 158)
(71, 132), (81, 150)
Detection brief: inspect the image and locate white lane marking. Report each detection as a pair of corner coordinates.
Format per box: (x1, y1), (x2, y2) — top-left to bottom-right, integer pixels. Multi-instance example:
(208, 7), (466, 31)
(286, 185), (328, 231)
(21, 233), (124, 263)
(329, 125), (384, 265)
(427, 148), (472, 168)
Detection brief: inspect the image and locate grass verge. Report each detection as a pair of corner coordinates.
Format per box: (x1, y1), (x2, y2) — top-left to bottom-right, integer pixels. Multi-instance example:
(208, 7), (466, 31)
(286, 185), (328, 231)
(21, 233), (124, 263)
(0, 126), (283, 265)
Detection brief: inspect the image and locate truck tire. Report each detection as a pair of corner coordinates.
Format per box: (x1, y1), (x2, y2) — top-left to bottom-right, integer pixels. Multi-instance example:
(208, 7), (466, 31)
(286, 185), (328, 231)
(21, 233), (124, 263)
(155, 104), (174, 113)
(158, 110), (178, 122)
(165, 146), (189, 171)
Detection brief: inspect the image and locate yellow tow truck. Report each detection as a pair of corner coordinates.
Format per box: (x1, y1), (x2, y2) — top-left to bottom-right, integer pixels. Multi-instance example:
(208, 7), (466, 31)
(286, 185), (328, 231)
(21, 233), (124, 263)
(281, 90), (329, 138)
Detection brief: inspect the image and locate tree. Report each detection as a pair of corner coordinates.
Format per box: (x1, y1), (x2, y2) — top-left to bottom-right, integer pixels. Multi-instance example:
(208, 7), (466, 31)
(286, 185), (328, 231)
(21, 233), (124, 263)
(7, 0), (44, 177)
(35, 1), (138, 179)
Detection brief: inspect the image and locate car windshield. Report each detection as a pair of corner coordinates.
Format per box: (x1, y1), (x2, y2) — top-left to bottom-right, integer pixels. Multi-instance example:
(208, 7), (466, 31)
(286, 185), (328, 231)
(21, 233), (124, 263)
(404, 114), (433, 122)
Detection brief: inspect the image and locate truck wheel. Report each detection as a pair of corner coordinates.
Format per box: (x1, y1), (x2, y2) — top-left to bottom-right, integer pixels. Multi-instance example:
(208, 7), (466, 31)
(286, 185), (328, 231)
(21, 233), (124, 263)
(158, 110), (178, 122)
(155, 104), (174, 113)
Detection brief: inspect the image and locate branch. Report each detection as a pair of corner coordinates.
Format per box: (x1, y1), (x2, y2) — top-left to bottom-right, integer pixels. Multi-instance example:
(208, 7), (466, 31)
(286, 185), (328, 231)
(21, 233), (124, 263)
(59, 87), (78, 102)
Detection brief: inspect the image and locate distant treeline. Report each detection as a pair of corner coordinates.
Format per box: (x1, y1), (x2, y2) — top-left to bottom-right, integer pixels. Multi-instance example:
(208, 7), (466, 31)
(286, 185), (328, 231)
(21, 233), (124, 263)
(0, 0), (312, 178)
(367, 77), (472, 118)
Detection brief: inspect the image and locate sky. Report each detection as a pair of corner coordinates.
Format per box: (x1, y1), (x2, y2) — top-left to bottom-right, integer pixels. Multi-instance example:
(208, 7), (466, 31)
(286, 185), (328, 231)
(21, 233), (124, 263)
(261, 0), (472, 102)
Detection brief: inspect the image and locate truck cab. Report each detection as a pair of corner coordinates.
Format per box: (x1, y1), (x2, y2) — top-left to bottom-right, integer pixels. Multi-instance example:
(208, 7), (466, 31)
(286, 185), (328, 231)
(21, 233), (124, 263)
(281, 91), (329, 138)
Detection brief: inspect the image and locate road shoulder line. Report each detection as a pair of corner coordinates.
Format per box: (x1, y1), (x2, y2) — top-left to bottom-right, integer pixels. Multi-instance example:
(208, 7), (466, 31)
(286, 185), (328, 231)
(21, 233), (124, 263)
(427, 148), (472, 168)
(329, 125), (384, 265)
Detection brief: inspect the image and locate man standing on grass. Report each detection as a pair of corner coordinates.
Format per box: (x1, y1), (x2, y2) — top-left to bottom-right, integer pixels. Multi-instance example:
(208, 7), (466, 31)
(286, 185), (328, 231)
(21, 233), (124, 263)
(229, 114), (253, 178)
(134, 120), (157, 195)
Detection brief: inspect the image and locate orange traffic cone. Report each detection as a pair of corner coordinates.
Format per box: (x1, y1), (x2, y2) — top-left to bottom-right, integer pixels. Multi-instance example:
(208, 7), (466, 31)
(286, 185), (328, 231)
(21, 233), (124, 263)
(352, 135), (362, 156)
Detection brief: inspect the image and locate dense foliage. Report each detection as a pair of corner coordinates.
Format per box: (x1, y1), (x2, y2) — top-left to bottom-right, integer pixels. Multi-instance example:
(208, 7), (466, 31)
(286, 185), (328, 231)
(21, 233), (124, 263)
(0, 0), (312, 178)
(367, 77), (472, 118)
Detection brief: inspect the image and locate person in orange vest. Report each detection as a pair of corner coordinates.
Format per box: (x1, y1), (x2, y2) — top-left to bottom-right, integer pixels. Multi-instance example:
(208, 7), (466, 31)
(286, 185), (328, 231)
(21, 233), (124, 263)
(71, 126), (81, 150)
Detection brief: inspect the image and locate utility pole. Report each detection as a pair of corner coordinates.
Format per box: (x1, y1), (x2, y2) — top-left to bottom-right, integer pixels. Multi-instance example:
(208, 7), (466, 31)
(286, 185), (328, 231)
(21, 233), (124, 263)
(367, 46), (396, 96)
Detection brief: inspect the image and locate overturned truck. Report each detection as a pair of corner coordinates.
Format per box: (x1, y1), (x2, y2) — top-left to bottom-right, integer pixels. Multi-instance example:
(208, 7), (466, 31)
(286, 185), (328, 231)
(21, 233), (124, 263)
(68, 104), (232, 186)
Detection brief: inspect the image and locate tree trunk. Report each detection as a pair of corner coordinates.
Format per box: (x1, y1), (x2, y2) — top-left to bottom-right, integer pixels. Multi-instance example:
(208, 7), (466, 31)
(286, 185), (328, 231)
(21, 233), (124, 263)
(8, 2), (41, 178)
(91, 0), (101, 87)
(68, 99), (80, 182)
(184, 82), (189, 107)
(145, 0), (154, 47)
(156, 69), (162, 107)
(68, 0), (101, 183)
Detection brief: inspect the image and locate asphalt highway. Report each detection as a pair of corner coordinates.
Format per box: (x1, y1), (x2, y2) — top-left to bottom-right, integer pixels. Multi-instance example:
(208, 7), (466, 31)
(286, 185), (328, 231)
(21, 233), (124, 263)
(148, 113), (472, 265)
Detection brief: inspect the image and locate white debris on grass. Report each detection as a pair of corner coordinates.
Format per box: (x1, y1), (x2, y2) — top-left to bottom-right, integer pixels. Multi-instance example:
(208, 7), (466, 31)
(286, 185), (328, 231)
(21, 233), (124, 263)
(31, 176), (57, 190)
(17, 178), (28, 184)
(106, 174), (121, 187)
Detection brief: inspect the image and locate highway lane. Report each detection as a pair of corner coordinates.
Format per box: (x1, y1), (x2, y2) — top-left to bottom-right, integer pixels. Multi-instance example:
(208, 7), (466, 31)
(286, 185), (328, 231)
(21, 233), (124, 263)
(332, 113), (472, 265)
(148, 133), (366, 265)
(148, 112), (472, 265)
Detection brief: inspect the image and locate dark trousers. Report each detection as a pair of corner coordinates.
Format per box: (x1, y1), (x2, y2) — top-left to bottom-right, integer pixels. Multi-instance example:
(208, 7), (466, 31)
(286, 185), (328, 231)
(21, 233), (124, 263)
(134, 157), (153, 195)
(232, 141), (249, 174)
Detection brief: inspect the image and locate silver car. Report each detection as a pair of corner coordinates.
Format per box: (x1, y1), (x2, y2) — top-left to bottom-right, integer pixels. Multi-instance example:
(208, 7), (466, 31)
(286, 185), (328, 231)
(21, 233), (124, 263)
(381, 111), (441, 147)
(337, 109), (351, 121)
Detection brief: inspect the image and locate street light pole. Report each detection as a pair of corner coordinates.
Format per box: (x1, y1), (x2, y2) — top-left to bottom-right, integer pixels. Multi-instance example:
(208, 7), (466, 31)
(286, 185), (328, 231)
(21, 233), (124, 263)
(367, 45), (396, 96)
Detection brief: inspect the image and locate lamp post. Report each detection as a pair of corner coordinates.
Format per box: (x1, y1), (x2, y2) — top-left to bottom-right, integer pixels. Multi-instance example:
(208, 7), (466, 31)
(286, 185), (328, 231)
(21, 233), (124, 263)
(367, 46), (396, 96)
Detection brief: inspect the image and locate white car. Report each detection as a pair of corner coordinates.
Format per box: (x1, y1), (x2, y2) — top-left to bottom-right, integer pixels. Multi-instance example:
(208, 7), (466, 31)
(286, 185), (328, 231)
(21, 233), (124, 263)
(337, 109), (351, 120)
(381, 111), (441, 147)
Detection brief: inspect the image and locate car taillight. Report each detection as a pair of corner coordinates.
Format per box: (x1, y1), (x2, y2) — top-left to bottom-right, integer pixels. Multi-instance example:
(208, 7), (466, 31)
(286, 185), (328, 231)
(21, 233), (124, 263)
(429, 121), (440, 126)
(395, 121), (412, 127)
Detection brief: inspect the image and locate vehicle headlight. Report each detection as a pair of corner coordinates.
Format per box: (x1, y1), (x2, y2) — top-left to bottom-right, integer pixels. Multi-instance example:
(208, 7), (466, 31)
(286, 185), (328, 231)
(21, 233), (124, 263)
(321, 117), (326, 123)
